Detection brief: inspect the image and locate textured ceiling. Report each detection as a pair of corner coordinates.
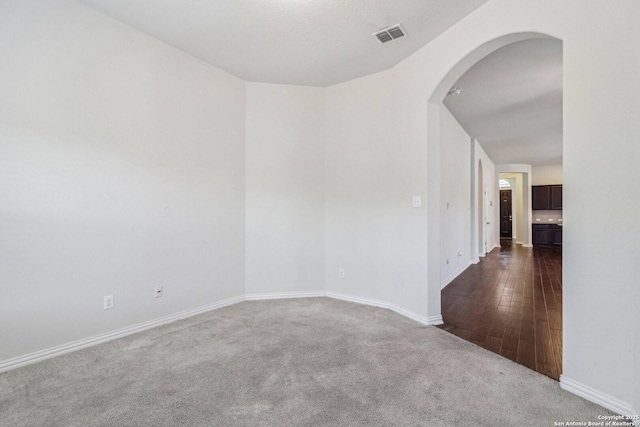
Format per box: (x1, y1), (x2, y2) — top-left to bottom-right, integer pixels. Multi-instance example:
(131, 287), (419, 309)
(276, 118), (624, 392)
(444, 39), (563, 166)
(76, 0), (489, 87)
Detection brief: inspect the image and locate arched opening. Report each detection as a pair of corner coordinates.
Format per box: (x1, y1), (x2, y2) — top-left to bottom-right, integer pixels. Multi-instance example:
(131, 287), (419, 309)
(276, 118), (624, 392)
(427, 32), (559, 319)
(428, 32), (563, 380)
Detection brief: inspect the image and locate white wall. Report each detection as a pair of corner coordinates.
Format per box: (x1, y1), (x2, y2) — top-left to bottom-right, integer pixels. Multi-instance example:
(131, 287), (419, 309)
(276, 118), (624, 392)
(440, 107), (471, 287)
(323, 66), (430, 318)
(245, 83), (325, 295)
(474, 140), (497, 254)
(1, 0), (639, 416)
(324, 0), (639, 414)
(0, 0), (246, 361)
(532, 164), (563, 185)
(514, 174), (524, 244)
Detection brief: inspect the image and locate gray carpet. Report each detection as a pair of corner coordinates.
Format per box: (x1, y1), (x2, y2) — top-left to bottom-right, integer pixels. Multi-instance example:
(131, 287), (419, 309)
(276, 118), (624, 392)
(1, 298), (613, 426)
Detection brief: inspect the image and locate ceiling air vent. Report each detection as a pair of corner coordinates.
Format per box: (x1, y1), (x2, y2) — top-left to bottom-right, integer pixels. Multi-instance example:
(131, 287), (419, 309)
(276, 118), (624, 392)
(373, 24), (407, 44)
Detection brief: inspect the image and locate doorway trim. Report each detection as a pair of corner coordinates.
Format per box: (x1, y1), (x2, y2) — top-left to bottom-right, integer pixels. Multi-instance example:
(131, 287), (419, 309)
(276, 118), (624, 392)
(495, 165), (533, 247)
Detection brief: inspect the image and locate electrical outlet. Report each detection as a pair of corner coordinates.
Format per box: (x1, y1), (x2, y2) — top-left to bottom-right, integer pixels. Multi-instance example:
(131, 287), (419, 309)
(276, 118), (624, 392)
(457, 251), (463, 257)
(412, 196), (422, 208)
(104, 295), (114, 310)
(338, 268), (345, 279)
(154, 286), (163, 298)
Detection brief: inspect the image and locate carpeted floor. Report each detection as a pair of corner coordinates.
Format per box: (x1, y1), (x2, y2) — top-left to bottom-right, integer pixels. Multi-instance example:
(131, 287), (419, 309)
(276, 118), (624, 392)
(1, 298), (613, 426)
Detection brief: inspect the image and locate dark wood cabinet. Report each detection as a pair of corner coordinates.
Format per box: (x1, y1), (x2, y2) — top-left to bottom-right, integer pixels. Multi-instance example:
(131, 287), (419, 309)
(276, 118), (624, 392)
(550, 185), (562, 210)
(532, 224), (551, 246)
(532, 224), (562, 246)
(532, 186), (550, 210)
(550, 225), (562, 245)
(532, 185), (562, 210)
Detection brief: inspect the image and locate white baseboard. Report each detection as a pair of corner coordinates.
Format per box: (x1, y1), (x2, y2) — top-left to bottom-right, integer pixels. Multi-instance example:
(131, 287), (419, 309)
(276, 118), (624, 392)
(245, 290), (325, 300)
(4, 291), (638, 424)
(426, 315), (444, 325)
(515, 240), (523, 245)
(325, 291), (441, 326)
(0, 295), (246, 374)
(560, 375), (637, 418)
(522, 243), (533, 248)
(1, 290), (445, 374)
(494, 244), (501, 249)
(252, 291), (445, 327)
(471, 258), (480, 264)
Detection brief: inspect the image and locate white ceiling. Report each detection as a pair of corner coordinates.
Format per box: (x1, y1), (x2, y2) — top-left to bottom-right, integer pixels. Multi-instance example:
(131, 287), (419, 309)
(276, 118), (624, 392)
(444, 39), (563, 166)
(75, 1), (559, 167)
(76, 0), (489, 87)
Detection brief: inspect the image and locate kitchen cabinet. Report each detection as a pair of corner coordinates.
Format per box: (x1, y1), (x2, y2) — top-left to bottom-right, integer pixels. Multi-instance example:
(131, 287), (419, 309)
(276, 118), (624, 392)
(532, 224), (562, 246)
(550, 185), (562, 210)
(532, 224), (551, 246)
(550, 225), (562, 245)
(532, 185), (562, 210)
(532, 186), (550, 210)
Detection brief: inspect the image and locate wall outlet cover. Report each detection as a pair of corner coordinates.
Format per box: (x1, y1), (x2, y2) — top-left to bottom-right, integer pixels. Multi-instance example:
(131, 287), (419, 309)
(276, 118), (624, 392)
(103, 295), (114, 310)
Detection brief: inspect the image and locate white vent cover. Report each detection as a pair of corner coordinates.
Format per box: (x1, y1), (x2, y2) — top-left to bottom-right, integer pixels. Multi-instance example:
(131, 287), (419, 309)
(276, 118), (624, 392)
(373, 24), (407, 44)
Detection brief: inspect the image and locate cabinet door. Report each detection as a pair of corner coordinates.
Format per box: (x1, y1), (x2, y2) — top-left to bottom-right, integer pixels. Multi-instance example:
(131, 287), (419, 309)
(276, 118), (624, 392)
(550, 226), (562, 245)
(550, 185), (563, 210)
(532, 225), (550, 246)
(532, 186), (550, 210)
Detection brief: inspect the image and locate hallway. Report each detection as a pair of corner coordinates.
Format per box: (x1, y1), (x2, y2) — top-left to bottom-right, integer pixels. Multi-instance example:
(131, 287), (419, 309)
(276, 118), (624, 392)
(438, 240), (562, 380)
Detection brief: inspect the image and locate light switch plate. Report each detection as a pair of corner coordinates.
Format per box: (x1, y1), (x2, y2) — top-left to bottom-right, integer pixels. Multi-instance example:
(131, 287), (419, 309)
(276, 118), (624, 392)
(104, 295), (114, 310)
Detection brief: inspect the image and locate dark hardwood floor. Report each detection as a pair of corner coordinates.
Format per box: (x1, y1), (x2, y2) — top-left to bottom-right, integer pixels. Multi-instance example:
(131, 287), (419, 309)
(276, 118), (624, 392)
(438, 239), (562, 380)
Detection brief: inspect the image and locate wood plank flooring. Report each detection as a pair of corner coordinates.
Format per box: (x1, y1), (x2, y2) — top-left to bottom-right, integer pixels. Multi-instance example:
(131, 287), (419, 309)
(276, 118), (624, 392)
(438, 239), (562, 380)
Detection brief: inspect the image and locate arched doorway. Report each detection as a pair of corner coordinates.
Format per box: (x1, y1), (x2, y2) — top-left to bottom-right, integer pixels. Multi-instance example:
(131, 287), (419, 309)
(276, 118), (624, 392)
(427, 32), (560, 321)
(427, 32), (563, 379)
